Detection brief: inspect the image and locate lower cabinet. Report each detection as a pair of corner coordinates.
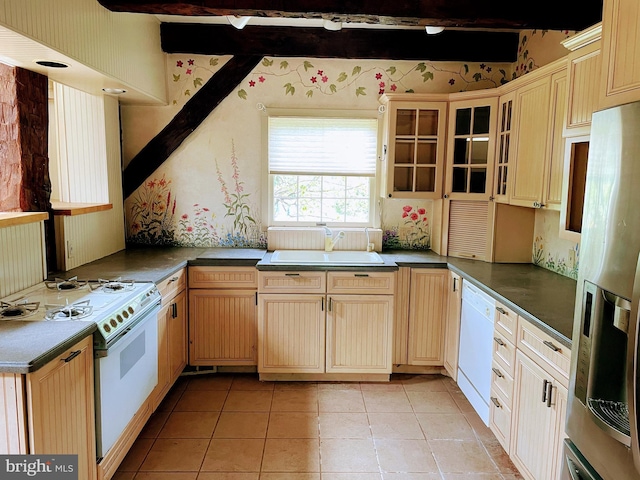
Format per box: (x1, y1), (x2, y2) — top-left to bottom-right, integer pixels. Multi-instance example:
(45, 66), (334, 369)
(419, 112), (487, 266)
(0, 336), (97, 480)
(443, 271), (462, 378)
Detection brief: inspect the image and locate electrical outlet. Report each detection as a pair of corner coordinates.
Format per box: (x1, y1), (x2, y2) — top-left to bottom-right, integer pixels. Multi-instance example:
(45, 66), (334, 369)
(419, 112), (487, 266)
(67, 240), (74, 259)
(568, 248), (576, 269)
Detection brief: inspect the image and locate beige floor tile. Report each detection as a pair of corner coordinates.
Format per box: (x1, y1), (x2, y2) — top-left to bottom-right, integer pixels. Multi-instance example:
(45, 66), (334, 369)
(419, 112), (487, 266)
(416, 413), (476, 441)
(382, 474), (442, 480)
(463, 411), (496, 443)
(401, 375), (448, 392)
(359, 382), (405, 392)
(319, 413), (371, 438)
(139, 410), (170, 438)
(139, 438), (210, 471)
(223, 390), (273, 411)
(156, 382), (187, 412)
(261, 474), (320, 480)
(271, 389), (319, 412)
(201, 439), (265, 472)
(482, 439), (520, 475)
(213, 412), (269, 438)
(500, 474), (524, 480)
(368, 412), (424, 439)
(261, 438), (320, 472)
(267, 412), (319, 438)
(188, 375), (234, 391)
(449, 389), (477, 413)
(230, 375), (275, 391)
(323, 474), (383, 480)
(375, 439), (438, 473)
(174, 390), (228, 412)
(319, 438), (379, 473)
(118, 438), (155, 471)
(159, 411), (220, 438)
(134, 473), (198, 480)
(362, 391), (413, 413)
(318, 390), (366, 413)
(441, 474), (503, 480)
(274, 382), (318, 391)
(197, 474), (259, 480)
(430, 440), (499, 474)
(112, 472), (136, 480)
(406, 391), (460, 414)
(317, 382), (361, 391)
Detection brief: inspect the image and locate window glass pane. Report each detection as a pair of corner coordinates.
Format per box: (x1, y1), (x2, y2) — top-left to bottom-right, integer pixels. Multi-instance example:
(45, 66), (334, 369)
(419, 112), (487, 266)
(455, 108), (471, 135)
(322, 199), (346, 222)
(299, 198), (322, 222)
(273, 197), (297, 221)
(346, 177), (370, 198)
(416, 141), (437, 165)
(299, 175), (322, 198)
(453, 139), (469, 165)
(452, 168), (467, 192)
(323, 176), (347, 198)
(416, 167), (436, 193)
(393, 167), (413, 192)
(395, 109), (416, 136)
(273, 175), (298, 198)
(470, 139), (489, 164)
(473, 106), (491, 134)
(469, 168), (487, 193)
(394, 140), (415, 164)
(346, 199), (370, 223)
(417, 110), (438, 136)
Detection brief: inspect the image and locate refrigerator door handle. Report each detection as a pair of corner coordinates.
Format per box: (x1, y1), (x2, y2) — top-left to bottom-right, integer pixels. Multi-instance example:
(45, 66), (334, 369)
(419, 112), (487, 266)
(630, 254), (640, 474)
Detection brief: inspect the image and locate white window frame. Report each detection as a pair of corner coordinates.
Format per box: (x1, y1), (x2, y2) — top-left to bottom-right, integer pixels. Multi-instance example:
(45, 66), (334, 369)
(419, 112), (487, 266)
(261, 108), (382, 228)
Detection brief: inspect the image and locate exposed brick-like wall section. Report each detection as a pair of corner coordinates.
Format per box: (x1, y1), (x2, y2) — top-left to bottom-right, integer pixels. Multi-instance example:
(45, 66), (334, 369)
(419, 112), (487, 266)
(0, 64), (50, 212)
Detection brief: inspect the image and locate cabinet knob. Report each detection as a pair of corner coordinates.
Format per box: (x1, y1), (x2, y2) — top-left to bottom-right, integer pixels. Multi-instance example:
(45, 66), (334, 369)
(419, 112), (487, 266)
(443, 194), (449, 199)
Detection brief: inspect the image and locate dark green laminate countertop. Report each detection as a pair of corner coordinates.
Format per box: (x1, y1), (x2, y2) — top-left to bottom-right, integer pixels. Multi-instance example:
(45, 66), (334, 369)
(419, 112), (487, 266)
(0, 247), (575, 373)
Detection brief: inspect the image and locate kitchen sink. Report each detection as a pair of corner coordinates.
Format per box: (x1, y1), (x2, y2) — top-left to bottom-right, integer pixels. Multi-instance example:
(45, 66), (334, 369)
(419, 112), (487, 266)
(270, 250), (384, 265)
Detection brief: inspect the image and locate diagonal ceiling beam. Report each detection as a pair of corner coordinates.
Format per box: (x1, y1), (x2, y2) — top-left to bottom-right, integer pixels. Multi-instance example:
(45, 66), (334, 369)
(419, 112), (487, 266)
(123, 54), (262, 198)
(98, 0), (602, 31)
(161, 24), (520, 62)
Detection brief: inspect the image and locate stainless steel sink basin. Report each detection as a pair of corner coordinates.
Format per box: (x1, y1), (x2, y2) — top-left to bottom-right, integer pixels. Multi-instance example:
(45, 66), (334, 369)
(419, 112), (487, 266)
(270, 250), (384, 265)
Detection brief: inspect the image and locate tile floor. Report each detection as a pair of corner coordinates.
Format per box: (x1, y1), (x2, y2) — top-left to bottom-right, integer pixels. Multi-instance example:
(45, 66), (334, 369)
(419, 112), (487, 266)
(114, 373), (523, 480)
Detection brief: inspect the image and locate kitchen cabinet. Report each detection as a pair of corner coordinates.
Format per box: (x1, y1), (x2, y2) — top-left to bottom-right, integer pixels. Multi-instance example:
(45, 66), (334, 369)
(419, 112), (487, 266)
(0, 336), (97, 480)
(599, 0), (640, 109)
(152, 269), (188, 410)
(443, 270), (462, 379)
(509, 317), (570, 480)
(379, 94), (447, 199)
(188, 266), (258, 366)
(562, 25), (602, 136)
(445, 95), (498, 201)
(493, 90), (516, 204)
(543, 69), (568, 211)
(258, 270), (394, 378)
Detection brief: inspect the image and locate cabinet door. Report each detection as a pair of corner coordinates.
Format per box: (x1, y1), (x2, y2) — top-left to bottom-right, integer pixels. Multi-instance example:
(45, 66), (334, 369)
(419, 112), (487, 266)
(326, 294), (393, 373)
(511, 351), (558, 480)
(510, 76), (551, 208)
(408, 269), (448, 366)
(600, 0), (640, 109)
(565, 41), (601, 136)
(544, 69), (568, 210)
(189, 289), (257, 366)
(446, 97), (498, 201)
(168, 290), (188, 382)
(27, 336), (96, 480)
(383, 101), (447, 199)
(443, 271), (462, 378)
(152, 301), (171, 410)
(493, 90), (516, 204)
(258, 294), (325, 373)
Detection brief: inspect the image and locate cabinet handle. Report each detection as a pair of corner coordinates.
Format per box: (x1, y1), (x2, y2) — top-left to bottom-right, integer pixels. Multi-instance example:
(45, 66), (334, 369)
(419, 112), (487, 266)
(62, 350), (81, 363)
(495, 307), (507, 315)
(354, 274), (369, 277)
(490, 397), (502, 408)
(321, 297), (324, 311)
(459, 253), (477, 259)
(489, 195), (495, 201)
(172, 303), (177, 318)
(492, 367), (504, 378)
(543, 340), (560, 352)
(169, 276), (179, 283)
(546, 381), (553, 408)
(328, 297), (333, 312)
(493, 337), (506, 346)
(542, 379), (549, 403)
(284, 273), (300, 277)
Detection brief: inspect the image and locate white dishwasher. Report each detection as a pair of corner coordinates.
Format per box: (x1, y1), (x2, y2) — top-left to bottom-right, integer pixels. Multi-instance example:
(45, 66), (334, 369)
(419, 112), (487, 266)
(457, 281), (496, 426)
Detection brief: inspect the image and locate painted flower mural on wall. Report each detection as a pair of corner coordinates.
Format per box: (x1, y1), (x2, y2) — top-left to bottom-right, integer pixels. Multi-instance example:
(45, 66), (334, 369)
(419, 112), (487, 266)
(127, 175), (176, 245)
(383, 205), (431, 250)
(532, 235), (579, 280)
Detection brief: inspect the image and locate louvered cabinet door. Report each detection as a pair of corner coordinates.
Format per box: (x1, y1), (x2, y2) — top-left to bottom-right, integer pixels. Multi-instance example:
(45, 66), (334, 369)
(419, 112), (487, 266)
(446, 200), (490, 261)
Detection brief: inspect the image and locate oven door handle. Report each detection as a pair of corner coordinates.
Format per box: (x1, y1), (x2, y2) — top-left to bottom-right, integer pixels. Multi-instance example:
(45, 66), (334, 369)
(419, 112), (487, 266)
(95, 301), (161, 357)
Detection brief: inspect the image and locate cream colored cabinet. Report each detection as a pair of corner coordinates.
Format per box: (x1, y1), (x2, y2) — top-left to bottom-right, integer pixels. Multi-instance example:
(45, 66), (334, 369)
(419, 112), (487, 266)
(153, 269), (188, 410)
(258, 270), (394, 377)
(188, 266), (258, 366)
(443, 271), (462, 379)
(380, 94), (447, 199)
(600, 0), (640, 109)
(445, 96), (498, 201)
(493, 90), (516, 204)
(0, 336), (97, 479)
(543, 69), (568, 211)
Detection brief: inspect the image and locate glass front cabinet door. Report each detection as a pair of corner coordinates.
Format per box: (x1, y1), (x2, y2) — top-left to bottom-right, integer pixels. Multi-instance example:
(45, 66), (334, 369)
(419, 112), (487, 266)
(445, 97), (498, 200)
(381, 96), (447, 199)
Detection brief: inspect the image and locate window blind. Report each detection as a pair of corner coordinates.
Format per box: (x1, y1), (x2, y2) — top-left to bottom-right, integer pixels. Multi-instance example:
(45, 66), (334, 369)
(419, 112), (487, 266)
(268, 116), (378, 176)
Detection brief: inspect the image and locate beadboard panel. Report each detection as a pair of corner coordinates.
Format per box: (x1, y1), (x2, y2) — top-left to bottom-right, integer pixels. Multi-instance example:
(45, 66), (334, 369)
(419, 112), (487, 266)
(0, 374), (28, 454)
(392, 267), (411, 365)
(0, 223), (46, 298)
(268, 228), (383, 251)
(0, 0), (165, 103)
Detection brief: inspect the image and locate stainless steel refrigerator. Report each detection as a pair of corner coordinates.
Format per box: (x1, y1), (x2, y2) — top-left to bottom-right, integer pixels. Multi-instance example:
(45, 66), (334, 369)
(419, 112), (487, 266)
(564, 101), (640, 480)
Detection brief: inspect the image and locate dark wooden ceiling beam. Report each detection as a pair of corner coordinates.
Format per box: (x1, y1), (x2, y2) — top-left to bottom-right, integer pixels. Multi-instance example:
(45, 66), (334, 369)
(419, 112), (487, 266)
(98, 0), (602, 31)
(161, 24), (519, 62)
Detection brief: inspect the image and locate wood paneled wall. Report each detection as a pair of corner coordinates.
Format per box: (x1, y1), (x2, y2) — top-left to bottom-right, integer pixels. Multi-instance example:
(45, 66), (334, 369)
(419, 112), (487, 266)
(0, 222), (46, 298)
(268, 228), (383, 251)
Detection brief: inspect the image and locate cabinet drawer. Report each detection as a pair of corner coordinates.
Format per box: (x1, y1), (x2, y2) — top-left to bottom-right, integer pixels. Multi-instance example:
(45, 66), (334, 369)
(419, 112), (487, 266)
(489, 388), (512, 454)
(189, 266), (257, 289)
(491, 359), (514, 406)
(158, 268), (186, 304)
(517, 317), (570, 387)
(327, 271), (395, 294)
(492, 333), (516, 376)
(258, 271), (326, 294)
(494, 302), (517, 344)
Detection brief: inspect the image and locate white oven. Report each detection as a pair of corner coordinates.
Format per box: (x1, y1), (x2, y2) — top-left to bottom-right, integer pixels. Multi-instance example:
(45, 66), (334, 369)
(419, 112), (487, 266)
(94, 301), (159, 458)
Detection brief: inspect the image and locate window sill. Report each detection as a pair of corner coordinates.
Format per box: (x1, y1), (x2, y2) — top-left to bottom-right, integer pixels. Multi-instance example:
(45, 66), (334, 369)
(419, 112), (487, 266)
(0, 212), (49, 228)
(50, 201), (113, 216)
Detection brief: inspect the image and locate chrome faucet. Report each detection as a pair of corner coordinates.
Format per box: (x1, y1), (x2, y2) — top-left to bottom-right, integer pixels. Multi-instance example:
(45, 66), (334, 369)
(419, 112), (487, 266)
(323, 227), (344, 252)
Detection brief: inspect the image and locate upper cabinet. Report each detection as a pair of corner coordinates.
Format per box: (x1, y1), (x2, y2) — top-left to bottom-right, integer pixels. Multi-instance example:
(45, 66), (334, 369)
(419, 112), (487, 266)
(599, 0), (640, 109)
(562, 24), (602, 136)
(493, 91), (516, 204)
(380, 94), (447, 199)
(445, 96), (498, 201)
